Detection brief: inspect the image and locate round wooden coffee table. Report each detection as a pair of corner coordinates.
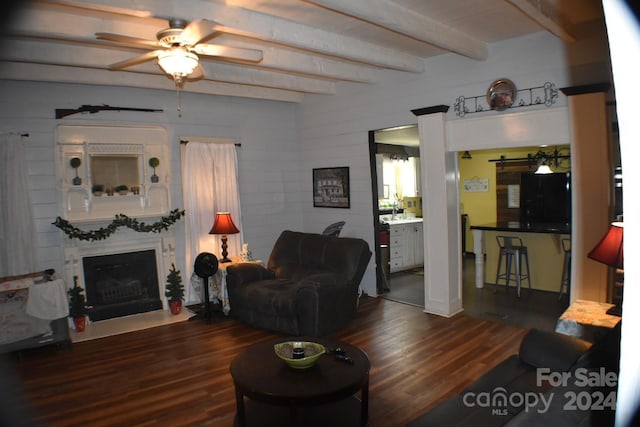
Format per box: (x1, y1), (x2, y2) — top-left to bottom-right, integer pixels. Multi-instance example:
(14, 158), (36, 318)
(230, 337), (370, 427)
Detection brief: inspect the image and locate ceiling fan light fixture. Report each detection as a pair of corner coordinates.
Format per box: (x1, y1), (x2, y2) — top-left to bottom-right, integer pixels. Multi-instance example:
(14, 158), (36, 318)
(157, 47), (199, 81)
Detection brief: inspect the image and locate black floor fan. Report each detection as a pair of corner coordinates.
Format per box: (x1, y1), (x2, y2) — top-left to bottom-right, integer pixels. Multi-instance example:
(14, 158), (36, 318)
(190, 252), (219, 322)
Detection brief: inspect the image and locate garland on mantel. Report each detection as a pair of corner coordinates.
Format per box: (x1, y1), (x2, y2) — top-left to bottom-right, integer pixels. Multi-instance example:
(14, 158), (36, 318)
(52, 209), (185, 241)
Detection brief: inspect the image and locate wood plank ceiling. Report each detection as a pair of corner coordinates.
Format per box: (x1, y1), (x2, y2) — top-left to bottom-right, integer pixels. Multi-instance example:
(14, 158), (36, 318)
(0, 0), (604, 103)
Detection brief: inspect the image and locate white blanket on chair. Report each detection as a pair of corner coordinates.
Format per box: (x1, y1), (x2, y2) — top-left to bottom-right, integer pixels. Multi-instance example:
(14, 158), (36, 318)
(26, 279), (69, 320)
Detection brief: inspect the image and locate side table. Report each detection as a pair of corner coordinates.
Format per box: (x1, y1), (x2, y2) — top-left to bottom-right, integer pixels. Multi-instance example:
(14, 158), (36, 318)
(555, 299), (621, 342)
(211, 258), (262, 315)
(230, 338), (370, 427)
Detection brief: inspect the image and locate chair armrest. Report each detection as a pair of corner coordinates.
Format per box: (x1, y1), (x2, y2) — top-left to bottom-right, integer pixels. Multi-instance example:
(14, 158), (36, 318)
(519, 329), (592, 371)
(226, 263), (275, 288)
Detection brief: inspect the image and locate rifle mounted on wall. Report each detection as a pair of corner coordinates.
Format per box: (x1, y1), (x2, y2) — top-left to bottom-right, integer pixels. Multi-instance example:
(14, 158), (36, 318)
(55, 104), (163, 119)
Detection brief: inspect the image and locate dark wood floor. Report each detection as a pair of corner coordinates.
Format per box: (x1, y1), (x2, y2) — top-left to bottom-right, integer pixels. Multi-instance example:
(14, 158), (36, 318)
(382, 255), (568, 332)
(4, 297), (528, 427)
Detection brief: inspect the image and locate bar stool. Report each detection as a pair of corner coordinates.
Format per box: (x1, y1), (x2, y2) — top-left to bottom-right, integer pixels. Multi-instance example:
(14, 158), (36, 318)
(494, 235), (531, 297)
(558, 238), (571, 300)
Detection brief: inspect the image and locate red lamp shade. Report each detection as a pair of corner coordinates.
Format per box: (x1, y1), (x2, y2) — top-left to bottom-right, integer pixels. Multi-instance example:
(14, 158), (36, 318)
(209, 212), (240, 235)
(588, 222), (623, 269)
(209, 212), (240, 263)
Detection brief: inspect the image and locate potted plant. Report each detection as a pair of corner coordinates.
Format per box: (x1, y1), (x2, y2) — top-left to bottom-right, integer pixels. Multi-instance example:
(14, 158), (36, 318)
(92, 184), (105, 196)
(70, 157), (82, 185)
(68, 276), (88, 332)
(149, 157), (160, 183)
(165, 263), (185, 315)
(115, 184), (129, 195)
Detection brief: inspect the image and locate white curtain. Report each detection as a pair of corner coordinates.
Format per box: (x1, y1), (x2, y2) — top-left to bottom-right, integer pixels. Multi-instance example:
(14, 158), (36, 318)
(182, 141), (243, 303)
(0, 133), (36, 276)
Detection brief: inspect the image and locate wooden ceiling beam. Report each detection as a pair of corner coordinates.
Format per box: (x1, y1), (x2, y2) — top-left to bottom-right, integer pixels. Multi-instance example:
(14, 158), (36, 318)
(48, 0), (426, 72)
(0, 62), (305, 103)
(0, 39), (337, 94)
(506, 0), (576, 42)
(308, 0), (488, 60)
(10, 5), (378, 83)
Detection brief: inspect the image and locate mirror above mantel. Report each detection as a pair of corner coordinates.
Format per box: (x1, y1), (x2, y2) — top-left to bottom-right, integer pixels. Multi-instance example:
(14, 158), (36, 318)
(56, 125), (171, 222)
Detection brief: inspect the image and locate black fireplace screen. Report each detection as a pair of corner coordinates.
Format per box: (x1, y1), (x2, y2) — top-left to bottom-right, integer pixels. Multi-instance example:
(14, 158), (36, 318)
(82, 249), (162, 321)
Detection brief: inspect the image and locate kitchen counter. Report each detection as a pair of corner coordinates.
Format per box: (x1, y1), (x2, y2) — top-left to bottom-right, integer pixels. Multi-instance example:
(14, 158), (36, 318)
(470, 221), (571, 234)
(470, 221), (571, 291)
(379, 217), (423, 226)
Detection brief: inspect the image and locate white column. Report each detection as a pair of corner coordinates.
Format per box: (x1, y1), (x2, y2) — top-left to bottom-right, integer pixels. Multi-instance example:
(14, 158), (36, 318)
(562, 88), (612, 303)
(472, 229), (485, 288)
(415, 106), (462, 317)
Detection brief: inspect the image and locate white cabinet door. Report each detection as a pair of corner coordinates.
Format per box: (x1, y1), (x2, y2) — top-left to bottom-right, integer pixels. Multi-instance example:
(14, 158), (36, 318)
(401, 225), (414, 268)
(414, 222), (424, 267)
(389, 221), (424, 272)
(402, 222), (424, 269)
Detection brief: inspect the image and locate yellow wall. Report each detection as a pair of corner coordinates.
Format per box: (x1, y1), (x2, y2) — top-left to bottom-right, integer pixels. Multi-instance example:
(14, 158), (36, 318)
(483, 230), (571, 292)
(459, 146), (570, 253)
(460, 146), (571, 292)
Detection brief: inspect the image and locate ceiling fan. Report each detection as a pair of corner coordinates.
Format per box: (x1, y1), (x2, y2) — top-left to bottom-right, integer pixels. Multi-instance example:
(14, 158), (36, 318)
(96, 18), (263, 86)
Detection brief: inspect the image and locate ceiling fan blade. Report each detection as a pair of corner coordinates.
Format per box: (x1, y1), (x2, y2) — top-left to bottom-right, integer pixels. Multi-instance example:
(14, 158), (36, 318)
(96, 32), (160, 48)
(187, 64), (205, 81)
(180, 19), (217, 46)
(108, 50), (163, 70)
(193, 44), (263, 63)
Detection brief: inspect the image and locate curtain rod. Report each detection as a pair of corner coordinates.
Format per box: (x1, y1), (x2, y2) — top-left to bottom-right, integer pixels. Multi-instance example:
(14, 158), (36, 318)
(180, 139), (241, 147)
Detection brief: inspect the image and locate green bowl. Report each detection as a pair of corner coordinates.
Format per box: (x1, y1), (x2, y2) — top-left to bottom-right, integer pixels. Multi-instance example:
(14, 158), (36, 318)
(274, 341), (326, 369)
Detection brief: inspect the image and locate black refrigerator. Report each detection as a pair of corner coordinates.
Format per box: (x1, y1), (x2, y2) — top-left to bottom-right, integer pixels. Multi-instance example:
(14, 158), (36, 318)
(520, 172), (571, 224)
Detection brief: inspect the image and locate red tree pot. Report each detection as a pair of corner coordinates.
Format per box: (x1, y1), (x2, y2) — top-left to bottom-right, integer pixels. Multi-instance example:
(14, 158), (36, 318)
(169, 300), (182, 315)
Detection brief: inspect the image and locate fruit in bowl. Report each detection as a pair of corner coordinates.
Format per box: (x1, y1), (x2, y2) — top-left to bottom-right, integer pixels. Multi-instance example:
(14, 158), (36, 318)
(274, 341), (326, 369)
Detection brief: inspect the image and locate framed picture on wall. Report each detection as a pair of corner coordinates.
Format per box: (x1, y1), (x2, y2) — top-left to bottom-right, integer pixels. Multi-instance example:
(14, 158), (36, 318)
(313, 167), (350, 208)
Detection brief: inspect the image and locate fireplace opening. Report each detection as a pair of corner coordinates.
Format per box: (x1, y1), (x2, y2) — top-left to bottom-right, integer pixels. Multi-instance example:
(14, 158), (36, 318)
(82, 249), (163, 321)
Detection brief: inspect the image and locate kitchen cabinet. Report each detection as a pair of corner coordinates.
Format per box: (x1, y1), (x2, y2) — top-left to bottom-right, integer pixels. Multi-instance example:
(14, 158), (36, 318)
(388, 219), (423, 273)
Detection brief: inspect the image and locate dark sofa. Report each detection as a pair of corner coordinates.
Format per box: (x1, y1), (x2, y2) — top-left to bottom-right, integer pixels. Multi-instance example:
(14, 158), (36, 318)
(225, 230), (371, 336)
(408, 325), (620, 426)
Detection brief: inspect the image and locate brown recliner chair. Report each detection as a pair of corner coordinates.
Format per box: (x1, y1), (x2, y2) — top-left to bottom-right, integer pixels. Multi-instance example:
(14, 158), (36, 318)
(225, 230), (372, 337)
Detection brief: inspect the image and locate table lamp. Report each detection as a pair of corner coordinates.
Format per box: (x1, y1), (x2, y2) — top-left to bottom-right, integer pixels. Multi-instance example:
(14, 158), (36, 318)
(209, 212), (240, 263)
(587, 222), (624, 316)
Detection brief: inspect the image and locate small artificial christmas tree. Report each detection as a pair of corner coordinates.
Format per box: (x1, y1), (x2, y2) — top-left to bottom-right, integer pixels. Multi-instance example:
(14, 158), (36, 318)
(165, 263), (185, 314)
(68, 275), (87, 331)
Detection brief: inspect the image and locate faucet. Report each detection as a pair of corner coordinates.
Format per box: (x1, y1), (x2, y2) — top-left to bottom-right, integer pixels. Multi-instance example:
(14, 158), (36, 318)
(391, 193), (400, 220)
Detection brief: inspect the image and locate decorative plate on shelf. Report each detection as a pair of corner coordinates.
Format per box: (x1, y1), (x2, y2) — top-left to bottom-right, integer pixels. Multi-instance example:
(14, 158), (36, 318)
(487, 78), (516, 111)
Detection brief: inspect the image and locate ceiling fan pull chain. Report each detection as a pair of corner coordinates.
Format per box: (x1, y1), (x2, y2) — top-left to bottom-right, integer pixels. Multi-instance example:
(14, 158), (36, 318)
(175, 82), (183, 118)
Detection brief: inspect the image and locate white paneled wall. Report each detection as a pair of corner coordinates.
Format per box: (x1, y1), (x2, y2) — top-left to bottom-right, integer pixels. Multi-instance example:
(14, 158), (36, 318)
(297, 30), (613, 297)
(0, 81), (302, 282)
(0, 28), (613, 299)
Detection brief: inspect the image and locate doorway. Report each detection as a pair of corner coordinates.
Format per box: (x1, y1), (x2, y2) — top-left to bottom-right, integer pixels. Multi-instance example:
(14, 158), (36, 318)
(368, 130), (572, 329)
(368, 125), (424, 307)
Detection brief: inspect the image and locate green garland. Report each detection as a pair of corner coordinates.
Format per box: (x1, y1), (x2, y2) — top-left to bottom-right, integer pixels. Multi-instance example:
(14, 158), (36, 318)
(53, 209), (185, 241)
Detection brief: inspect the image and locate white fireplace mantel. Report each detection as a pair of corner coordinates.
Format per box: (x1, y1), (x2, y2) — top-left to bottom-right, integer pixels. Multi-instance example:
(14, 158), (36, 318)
(63, 228), (176, 312)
